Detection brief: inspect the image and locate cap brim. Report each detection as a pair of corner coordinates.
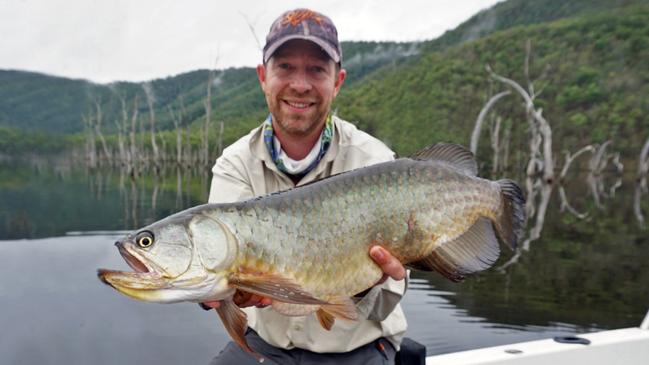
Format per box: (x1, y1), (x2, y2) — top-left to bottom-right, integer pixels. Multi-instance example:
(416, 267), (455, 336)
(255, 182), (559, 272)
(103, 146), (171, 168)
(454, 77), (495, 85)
(264, 35), (340, 64)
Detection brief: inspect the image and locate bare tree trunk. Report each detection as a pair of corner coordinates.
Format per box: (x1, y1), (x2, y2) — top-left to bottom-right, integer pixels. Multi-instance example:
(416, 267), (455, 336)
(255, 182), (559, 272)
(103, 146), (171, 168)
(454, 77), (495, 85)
(490, 116), (502, 175)
(470, 90), (510, 154)
(203, 71), (215, 167)
(559, 145), (595, 181)
(559, 185), (589, 219)
(502, 123), (511, 171)
(169, 105), (184, 166)
(93, 97), (111, 163)
(239, 11), (263, 51)
(115, 120), (126, 166)
(217, 120), (225, 158)
(487, 64), (554, 183)
(129, 96), (140, 178)
(637, 137), (649, 191)
(143, 83), (159, 172)
(117, 92), (130, 167)
(589, 140), (612, 174)
(82, 114), (97, 168)
(485, 40), (553, 183)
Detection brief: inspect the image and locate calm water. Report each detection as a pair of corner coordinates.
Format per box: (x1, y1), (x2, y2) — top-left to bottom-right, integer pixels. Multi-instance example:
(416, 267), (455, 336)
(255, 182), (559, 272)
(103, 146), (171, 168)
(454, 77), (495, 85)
(1, 160), (648, 364)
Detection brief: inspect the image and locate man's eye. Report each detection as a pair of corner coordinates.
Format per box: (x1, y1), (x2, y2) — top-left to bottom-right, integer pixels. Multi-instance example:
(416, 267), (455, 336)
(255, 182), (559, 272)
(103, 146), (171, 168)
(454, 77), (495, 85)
(278, 63), (291, 70)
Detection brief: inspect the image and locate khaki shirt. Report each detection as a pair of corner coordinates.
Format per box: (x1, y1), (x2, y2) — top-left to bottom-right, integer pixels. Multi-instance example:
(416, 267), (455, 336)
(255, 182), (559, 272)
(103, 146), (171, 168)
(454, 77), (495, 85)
(208, 116), (408, 353)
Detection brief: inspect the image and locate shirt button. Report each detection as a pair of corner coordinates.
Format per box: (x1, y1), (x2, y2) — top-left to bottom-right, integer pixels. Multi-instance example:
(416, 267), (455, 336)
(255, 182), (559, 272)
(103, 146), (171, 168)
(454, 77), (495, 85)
(293, 324), (302, 331)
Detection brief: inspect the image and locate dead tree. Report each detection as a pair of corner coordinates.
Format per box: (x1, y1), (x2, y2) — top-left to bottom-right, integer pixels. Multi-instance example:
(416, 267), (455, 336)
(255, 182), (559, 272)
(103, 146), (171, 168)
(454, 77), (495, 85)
(559, 145), (596, 182)
(589, 140), (612, 175)
(637, 137), (649, 191)
(115, 92), (130, 167)
(239, 11), (263, 51)
(469, 90), (510, 155)
(486, 40), (553, 183)
(129, 95), (140, 178)
(82, 113), (97, 168)
(168, 104), (184, 166)
(143, 83), (160, 171)
(92, 97), (111, 163)
(216, 120), (225, 158)
(202, 70), (215, 167)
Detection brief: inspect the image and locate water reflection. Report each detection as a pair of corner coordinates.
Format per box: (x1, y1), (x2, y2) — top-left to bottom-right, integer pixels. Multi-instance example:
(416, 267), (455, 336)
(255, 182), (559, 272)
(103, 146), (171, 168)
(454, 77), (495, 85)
(0, 159), (208, 239)
(1, 158), (648, 364)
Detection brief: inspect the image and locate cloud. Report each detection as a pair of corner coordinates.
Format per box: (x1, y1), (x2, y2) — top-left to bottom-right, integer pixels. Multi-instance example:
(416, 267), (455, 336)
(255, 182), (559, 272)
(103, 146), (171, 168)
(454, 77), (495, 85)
(0, 0), (501, 83)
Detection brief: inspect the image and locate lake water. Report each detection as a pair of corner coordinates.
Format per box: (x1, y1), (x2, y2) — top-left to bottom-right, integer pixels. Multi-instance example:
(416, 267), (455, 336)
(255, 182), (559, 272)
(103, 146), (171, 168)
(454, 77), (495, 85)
(1, 160), (648, 364)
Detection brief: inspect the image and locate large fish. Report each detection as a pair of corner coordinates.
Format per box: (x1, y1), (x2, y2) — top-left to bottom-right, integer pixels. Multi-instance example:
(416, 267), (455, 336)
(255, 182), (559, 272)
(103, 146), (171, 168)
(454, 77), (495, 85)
(98, 143), (525, 353)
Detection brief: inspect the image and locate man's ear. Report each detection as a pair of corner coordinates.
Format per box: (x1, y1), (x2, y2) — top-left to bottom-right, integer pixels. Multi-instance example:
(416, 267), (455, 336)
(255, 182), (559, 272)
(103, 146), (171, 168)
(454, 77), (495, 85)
(333, 68), (347, 98)
(256, 64), (267, 91)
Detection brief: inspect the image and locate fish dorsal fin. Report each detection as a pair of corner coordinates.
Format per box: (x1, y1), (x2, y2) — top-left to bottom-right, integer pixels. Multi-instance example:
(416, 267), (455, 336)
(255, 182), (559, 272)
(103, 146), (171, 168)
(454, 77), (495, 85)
(228, 270), (327, 305)
(407, 218), (500, 282)
(409, 143), (478, 176)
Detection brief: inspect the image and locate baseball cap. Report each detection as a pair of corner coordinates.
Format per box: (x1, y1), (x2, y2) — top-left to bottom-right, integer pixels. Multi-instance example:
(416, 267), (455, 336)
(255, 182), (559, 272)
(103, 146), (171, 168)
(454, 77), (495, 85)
(263, 9), (342, 64)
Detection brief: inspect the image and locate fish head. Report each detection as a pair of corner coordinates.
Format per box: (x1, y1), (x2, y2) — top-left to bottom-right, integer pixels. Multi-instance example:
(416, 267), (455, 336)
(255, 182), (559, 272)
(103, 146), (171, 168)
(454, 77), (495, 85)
(98, 209), (238, 303)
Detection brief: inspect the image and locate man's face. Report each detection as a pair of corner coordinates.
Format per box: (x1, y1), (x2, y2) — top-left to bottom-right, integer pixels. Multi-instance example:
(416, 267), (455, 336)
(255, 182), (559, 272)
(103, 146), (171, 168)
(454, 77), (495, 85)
(257, 39), (346, 138)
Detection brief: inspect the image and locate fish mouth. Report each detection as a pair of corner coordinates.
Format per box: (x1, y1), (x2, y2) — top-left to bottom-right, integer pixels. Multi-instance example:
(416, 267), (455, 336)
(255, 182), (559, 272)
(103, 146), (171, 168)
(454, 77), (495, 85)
(118, 243), (152, 273)
(97, 242), (168, 293)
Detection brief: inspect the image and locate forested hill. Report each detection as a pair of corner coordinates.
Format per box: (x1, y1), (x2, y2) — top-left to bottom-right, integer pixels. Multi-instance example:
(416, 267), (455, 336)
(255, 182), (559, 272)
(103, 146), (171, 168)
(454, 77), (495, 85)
(0, 0), (647, 160)
(0, 41), (419, 135)
(336, 2), (649, 158)
(423, 0), (642, 52)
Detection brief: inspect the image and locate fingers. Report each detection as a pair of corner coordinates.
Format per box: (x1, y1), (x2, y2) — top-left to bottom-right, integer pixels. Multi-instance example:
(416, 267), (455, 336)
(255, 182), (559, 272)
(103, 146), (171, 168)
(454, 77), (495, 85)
(233, 290), (272, 308)
(200, 301), (221, 310)
(370, 246), (406, 281)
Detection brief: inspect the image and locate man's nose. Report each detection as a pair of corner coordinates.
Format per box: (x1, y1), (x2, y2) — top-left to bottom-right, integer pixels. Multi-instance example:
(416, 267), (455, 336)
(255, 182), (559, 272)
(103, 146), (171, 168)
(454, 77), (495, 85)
(289, 71), (312, 93)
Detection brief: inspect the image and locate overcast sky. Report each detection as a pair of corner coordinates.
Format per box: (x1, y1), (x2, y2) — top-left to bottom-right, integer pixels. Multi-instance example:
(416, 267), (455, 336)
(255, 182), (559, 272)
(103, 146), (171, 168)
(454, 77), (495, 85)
(0, 0), (502, 83)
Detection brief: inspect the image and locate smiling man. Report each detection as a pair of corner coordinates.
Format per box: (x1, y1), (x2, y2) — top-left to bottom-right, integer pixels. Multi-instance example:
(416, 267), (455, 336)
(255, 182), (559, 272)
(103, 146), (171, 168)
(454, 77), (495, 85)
(205, 9), (408, 364)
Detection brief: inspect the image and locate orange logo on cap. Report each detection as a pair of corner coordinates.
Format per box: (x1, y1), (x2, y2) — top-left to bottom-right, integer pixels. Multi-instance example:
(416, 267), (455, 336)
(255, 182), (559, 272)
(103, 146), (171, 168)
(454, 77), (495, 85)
(282, 10), (322, 26)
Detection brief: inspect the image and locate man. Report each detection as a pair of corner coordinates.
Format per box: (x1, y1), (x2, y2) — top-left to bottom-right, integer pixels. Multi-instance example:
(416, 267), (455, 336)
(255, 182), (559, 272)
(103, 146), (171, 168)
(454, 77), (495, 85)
(205, 8), (407, 364)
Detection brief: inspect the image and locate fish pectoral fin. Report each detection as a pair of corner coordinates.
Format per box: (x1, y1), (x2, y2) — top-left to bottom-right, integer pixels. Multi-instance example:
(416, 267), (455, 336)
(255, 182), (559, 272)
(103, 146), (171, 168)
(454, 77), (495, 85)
(316, 309), (335, 330)
(215, 298), (254, 354)
(407, 217), (500, 282)
(228, 271), (327, 305)
(320, 295), (358, 322)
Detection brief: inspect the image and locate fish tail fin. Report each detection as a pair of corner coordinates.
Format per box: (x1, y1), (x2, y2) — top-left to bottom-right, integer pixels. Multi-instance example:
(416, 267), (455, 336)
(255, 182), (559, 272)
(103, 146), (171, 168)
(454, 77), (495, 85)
(494, 179), (526, 250)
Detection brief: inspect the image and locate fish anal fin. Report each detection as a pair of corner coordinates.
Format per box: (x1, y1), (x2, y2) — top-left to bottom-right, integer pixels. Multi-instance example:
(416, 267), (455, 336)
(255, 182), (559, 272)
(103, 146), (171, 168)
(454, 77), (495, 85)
(229, 270), (326, 305)
(215, 299), (256, 356)
(320, 295), (358, 322)
(407, 218), (500, 282)
(409, 143), (478, 176)
(316, 309), (335, 331)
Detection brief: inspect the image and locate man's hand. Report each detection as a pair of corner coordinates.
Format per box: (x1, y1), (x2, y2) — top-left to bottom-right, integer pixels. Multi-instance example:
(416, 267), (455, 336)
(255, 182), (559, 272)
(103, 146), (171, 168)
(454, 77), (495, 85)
(369, 245), (406, 285)
(201, 291), (272, 310)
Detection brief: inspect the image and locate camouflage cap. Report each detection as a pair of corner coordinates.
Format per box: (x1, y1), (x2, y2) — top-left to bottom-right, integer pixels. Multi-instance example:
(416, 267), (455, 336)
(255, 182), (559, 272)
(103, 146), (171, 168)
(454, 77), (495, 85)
(263, 9), (342, 64)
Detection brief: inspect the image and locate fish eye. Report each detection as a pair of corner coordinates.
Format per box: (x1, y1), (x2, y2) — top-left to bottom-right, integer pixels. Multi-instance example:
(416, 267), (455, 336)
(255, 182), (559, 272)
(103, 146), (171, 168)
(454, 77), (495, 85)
(135, 231), (154, 248)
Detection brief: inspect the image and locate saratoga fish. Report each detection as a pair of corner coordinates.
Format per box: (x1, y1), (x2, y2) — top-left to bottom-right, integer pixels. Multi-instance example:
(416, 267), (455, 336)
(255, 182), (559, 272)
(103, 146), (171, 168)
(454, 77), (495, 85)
(98, 143), (525, 353)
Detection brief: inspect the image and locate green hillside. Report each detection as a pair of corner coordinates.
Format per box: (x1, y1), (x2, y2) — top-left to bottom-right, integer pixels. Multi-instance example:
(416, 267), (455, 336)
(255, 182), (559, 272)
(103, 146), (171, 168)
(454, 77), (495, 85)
(0, 41), (417, 137)
(336, 3), (649, 160)
(0, 0), (647, 163)
(424, 0), (642, 52)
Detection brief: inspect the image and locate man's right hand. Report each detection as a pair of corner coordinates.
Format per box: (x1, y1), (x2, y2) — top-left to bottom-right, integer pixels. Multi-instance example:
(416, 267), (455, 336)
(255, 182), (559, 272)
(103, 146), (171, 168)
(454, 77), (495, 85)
(201, 290), (272, 310)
